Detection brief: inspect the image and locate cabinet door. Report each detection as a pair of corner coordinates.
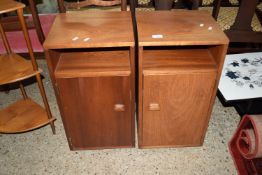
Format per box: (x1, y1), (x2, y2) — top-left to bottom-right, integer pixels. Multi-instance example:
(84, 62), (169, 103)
(57, 76), (133, 149)
(142, 72), (216, 147)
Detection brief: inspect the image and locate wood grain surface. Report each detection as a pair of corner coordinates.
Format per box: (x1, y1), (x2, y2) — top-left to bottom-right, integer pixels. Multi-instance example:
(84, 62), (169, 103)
(0, 53), (41, 85)
(0, 0), (25, 14)
(0, 99), (55, 133)
(55, 50), (130, 78)
(141, 72), (216, 147)
(136, 11), (229, 46)
(137, 11), (229, 148)
(56, 76), (133, 149)
(143, 48), (217, 74)
(44, 11), (135, 149)
(44, 11), (134, 49)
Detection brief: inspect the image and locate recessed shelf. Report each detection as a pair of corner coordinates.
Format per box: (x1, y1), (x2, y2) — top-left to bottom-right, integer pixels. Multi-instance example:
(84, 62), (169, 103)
(0, 98), (55, 133)
(55, 50), (131, 78)
(143, 48), (217, 75)
(0, 53), (41, 85)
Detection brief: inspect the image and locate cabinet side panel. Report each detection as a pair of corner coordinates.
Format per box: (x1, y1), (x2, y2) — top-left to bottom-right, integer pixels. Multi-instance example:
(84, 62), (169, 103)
(56, 76), (133, 149)
(142, 72), (216, 147)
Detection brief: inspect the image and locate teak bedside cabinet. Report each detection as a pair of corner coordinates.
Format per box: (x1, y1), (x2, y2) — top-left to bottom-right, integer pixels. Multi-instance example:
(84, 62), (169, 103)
(44, 11), (135, 150)
(136, 11), (229, 148)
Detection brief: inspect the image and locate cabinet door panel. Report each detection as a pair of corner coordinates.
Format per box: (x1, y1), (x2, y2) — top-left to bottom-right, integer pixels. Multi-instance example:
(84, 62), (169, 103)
(142, 72), (216, 147)
(57, 76), (133, 149)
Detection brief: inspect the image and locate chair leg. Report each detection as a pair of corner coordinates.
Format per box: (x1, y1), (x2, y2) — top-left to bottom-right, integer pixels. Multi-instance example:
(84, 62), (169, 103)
(28, 0), (45, 44)
(212, 0), (222, 20)
(57, 0), (66, 13)
(191, 0), (199, 10)
(19, 82), (28, 99)
(35, 73), (56, 134)
(121, 0), (127, 11)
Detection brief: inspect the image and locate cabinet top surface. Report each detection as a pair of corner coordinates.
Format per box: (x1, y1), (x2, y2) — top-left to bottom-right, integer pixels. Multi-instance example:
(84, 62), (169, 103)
(44, 11), (134, 49)
(136, 11), (229, 46)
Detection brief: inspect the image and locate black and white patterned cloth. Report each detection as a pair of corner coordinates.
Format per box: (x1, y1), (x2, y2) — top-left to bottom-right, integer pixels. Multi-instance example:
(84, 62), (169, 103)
(218, 52), (262, 101)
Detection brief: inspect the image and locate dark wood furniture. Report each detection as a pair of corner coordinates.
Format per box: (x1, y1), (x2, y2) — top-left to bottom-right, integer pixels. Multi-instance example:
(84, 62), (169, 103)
(0, 0), (55, 133)
(135, 0), (199, 9)
(200, 0), (239, 7)
(179, 0), (199, 9)
(212, 0), (262, 52)
(44, 11), (135, 150)
(136, 11), (229, 148)
(57, 0), (127, 12)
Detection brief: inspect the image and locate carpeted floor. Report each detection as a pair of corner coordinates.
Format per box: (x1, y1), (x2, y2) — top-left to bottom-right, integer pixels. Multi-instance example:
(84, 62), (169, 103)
(0, 58), (240, 175)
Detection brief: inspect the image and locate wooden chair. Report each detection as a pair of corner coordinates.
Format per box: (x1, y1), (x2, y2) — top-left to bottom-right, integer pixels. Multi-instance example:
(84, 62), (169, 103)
(1, 0), (45, 44)
(212, 0), (262, 52)
(0, 0), (55, 134)
(57, 0), (128, 13)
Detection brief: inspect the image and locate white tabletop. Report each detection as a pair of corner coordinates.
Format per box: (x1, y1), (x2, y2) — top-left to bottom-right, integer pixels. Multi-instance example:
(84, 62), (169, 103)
(218, 52), (262, 101)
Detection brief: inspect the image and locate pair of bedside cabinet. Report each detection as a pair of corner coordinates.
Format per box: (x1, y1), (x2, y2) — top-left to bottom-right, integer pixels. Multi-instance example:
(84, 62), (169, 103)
(44, 11), (228, 150)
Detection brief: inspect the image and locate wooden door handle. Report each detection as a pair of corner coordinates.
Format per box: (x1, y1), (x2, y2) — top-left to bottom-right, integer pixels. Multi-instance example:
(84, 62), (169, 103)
(114, 104), (125, 112)
(149, 103), (160, 111)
